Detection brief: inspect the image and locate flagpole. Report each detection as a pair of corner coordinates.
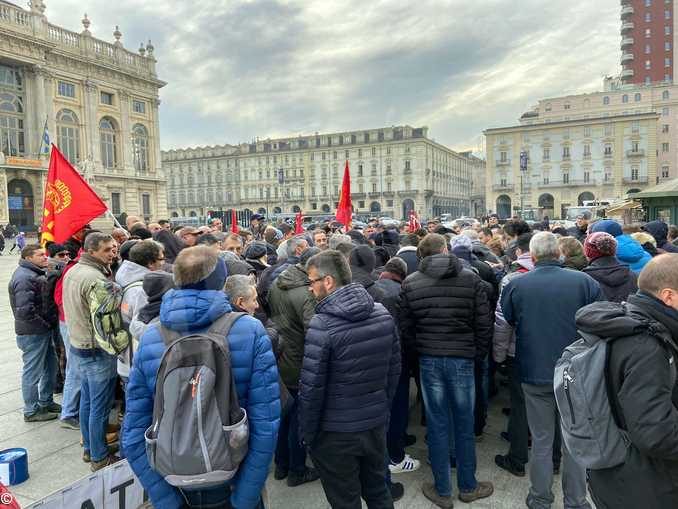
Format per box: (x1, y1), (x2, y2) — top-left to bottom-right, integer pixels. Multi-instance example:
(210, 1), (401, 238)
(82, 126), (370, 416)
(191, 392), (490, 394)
(38, 115), (48, 158)
(106, 209), (125, 230)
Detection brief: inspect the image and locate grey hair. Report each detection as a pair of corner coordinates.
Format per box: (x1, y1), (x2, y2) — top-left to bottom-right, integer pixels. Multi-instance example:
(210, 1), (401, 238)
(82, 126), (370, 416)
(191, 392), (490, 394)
(529, 232), (560, 261)
(287, 235), (308, 257)
(173, 245), (218, 287)
(84, 232), (114, 252)
(306, 249), (352, 286)
(329, 234), (351, 250)
(223, 275), (256, 303)
(461, 229), (479, 241)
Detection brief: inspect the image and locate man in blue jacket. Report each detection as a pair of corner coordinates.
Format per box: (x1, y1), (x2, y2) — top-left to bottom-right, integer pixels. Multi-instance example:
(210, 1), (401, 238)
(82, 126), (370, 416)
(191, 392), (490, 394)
(122, 245), (281, 509)
(501, 232), (600, 509)
(300, 250), (401, 509)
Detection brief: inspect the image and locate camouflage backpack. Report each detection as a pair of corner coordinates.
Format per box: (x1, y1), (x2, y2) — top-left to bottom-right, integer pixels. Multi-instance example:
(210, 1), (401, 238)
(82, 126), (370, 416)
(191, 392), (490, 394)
(88, 279), (131, 355)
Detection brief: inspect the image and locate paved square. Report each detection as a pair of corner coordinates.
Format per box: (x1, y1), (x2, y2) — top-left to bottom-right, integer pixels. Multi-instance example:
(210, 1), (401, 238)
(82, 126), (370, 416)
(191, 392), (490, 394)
(0, 254), (575, 508)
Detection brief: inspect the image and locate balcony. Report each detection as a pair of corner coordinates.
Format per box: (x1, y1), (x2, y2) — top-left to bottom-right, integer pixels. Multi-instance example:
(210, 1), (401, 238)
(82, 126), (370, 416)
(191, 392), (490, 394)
(351, 192), (366, 199)
(623, 176), (649, 184)
(621, 52), (634, 64)
(621, 21), (634, 33)
(621, 37), (634, 50)
(368, 192), (380, 198)
(625, 148), (645, 157)
(538, 179), (589, 188)
(621, 5), (634, 17)
(397, 190), (414, 196)
(492, 183), (514, 191)
(383, 191), (395, 197)
(621, 68), (634, 79)
(495, 159), (511, 167)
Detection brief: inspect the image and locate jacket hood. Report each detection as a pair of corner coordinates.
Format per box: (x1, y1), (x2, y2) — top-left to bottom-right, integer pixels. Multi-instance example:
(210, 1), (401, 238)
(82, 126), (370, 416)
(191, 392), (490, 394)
(513, 253), (535, 272)
(142, 271), (174, 303)
(350, 245), (376, 273)
(564, 253), (588, 271)
(582, 256), (632, 288)
(643, 220), (669, 246)
(160, 288), (232, 332)
(590, 219), (623, 238)
(419, 253), (462, 279)
(115, 260), (150, 287)
(396, 246), (417, 255)
(315, 282), (374, 322)
(382, 228), (400, 246)
(575, 301), (648, 340)
(276, 264), (309, 291)
(616, 234), (647, 264)
(351, 265), (377, 289)
(18, 259), (45, 275)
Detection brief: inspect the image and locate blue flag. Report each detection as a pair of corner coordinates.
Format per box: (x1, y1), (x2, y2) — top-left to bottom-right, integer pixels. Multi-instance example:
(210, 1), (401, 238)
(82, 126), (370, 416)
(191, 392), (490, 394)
(41, 119), (50, 155)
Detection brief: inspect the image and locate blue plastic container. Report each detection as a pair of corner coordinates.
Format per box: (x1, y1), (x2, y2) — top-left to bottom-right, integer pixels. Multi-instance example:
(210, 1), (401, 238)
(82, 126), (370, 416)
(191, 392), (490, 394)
(0, 448), (29, 485)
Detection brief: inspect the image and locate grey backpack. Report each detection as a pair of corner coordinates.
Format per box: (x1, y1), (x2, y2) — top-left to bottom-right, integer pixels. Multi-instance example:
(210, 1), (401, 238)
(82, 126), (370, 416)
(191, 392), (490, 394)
(554, 332), (629, 470)
(144, 312), (249, 489)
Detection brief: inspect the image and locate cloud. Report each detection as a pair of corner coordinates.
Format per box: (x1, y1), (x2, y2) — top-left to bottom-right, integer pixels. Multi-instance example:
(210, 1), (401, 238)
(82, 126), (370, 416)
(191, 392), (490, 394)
(44, 0), (621, 152)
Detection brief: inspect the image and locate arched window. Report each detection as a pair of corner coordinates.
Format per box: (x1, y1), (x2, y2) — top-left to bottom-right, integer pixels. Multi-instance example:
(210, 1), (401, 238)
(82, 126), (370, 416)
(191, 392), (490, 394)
(132, 124), (148, 173)
(99, 117), (118, 169)
(0, 65), (24, 156)
(56, 109), (80, 163)
(603, 96), (610, 105)
(622, 94), (629, 103)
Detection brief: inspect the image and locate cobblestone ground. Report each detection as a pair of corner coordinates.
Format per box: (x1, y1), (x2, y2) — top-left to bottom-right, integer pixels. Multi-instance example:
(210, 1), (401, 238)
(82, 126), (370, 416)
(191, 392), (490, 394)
(0, 254), (578, 508)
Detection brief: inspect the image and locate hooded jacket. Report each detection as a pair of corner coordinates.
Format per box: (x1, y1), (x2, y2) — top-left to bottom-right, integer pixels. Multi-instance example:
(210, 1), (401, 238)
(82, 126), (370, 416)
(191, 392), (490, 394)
(129, 271), (174, 340)
(400, 253), (492, 359)
(395, 246), (419, 276)
(257, 255), (299, 318)
(122, 289), (280, 509)
(9, 260), (53, 335)
(299, 283), (400, 446)
(563, 253), (588, 271)
(582, 256), (638, 303)
(350, 245), (389, 310)
(576, 294), (678, 509)
(501, 260), (601, 385)
(268, 263), (316, 389)
(591, 220), (652, 273)
(643, 220), (678, 253)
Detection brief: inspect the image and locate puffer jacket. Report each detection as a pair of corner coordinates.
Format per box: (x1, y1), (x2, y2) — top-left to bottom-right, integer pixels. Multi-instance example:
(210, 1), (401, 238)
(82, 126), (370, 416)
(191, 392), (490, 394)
(399, 253), (492, 359)
(614, 235), (651, 273)
(493, 253), (534, 363)
(576, 293), (678, 509)
(299, 283), (400, 446)
(268, 264), (316, 389)
(643, 220), (678, 253)
(257, 256), (299, 317)
(582, 256), (637, 303)
(395, 246), (419, 275)
(8, 260), (53, 335)
(122, 289), (280, 509)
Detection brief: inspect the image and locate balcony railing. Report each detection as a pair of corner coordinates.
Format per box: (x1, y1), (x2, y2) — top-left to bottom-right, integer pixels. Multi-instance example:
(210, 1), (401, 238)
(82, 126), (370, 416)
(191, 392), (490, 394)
(623, 176), (649, 184)
(621, 5), (634, 17)
(621, 52), (633, 63)
(495, 159), (511, 166)
(626, 149), (645, 157)
(621, 69), (635, 79)
(492, 184), (514, 191)
(621, 37), (634, 49)
(621, 21), (634, 33)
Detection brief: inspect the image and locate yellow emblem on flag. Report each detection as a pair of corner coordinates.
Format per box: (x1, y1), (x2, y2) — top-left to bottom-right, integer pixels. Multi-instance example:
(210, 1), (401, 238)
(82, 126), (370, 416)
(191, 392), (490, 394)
(45, 179), (72, 214)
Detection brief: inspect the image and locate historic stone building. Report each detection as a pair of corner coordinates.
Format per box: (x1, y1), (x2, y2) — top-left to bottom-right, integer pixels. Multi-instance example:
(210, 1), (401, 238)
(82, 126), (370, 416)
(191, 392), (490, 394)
(162, 125), (475, 222)
(459, 151), (486, 217)
(0, 0), (166, 231)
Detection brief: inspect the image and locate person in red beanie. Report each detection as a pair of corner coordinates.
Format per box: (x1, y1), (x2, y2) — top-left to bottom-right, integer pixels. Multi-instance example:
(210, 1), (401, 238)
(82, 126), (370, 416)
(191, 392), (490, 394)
(583, 232), (637, 303)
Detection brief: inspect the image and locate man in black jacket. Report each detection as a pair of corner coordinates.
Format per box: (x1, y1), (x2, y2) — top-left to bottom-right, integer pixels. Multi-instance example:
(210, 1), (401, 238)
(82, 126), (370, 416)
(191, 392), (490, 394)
(400, 234), (494, 508)
(300, 250), (400, 509)
(9, 245), (60, 422)
(579, 254), (678, 509)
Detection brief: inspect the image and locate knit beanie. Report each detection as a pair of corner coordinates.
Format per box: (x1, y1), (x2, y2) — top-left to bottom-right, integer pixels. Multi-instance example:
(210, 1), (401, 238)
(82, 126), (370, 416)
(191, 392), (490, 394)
(590, 219), (623, 238)
(350, 244), (376, 273)
(244, 241), (267, 260)
(584, 232), (617, 261)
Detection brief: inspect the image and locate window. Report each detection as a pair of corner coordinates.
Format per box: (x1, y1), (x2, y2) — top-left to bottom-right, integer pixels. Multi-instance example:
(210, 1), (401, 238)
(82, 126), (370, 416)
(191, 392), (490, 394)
(56, 109), (80, 164)
(633, 141), (641, 152)
(387, 199), (393, 207)
(100, 91), (114, 105)
(584, 126), (592, 137)
(543, 173), (550, 185)
(562, 146), (570, 159)
(645, 12), (652, 22)
(635, 93), (642, 102)
(132, 124), (149, 172)
(667, 26), (672, 35)
(371, 162), (377, 175)
(645, 0), (651, 5)
(583, 144), (591, 158)
(666, 9), (671, 19)
(666, 41), (672, 51)
(386, 164), (391, 175)
(386, 146), (391, 155)
(604, 144), (613, 156)
(543, 148), (550, 161)
(663, 90), (670, 100)
(545, 103), (552, 112)
(645, 44), (652, 54)
(321, 152), (326, 161)
(111, 192), (121, 215)
(622, 94), (629, 103)
(646, 60), (652, 70)
(333, 151), (337, 160)
(405, 160), (411, 171)
(141, 193), (151, 217)
(662, 142), (670, 152)
(387, 182), (392, 192)
(584, 171), (590, 183)
(604, 125), (613, 136)
(132, 100), (146, 114)
(603, 96), (610, 105)
(605, 171), (611, 182)
(632, 120), (640, 133)
(358, 164), (363, 177)
(564, 102), (571, 110)
(500, 178), (507, 187)
(563, 173), (569, 184)
(358, 148), (362, 157)
(0, 65), (24, 156)
(57, 81), (75, 98)
(663, 106), (670, 116)
(345, 150), (349, 159)
(372, 183), (377, 193)
(631, 167), (639, 180)
(500, 151), (508, 162)
(99, 117), (117, 169)
(646, 76), (652, 84)
(662, 165), (670, 178)
(667, 58), (672, 67)
(663, 124), (670, 133)
(371, 147), (376, 156)
(358, 183), (364, 193)
(646, 28), (652, 38)
(358, 200), (365, 208)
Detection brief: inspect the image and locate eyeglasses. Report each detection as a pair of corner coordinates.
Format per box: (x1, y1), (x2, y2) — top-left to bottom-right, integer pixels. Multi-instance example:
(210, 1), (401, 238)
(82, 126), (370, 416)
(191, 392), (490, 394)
(55, 252), (70, 258)
(308, 276), (326, 285)
(156, 257), (165, 262)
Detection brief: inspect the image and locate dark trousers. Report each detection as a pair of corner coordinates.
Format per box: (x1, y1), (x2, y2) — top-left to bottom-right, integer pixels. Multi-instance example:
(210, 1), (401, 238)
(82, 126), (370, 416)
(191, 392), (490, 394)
(274, 387), (307, 474)
(386, 357), (410, 463)
(310, 426), (393, 509)
(506, 358), (562, 467)
(474, 356), (489, 436)
(181, 486), (265, 509)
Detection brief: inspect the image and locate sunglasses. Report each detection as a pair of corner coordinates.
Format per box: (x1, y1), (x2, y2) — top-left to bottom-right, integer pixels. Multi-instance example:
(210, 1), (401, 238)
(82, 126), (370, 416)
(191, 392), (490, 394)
(55, 252), (70, 258)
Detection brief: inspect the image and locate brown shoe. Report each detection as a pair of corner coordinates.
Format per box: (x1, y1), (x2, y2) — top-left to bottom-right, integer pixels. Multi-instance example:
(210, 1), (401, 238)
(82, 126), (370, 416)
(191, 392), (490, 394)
(107, 422), (121, 433)
(90, 454), (120, 472)
(458, 481), (494, 503)
(83, 444), (119, 463)
(106, 431), (119, 445)
(422, 482), (454, 509)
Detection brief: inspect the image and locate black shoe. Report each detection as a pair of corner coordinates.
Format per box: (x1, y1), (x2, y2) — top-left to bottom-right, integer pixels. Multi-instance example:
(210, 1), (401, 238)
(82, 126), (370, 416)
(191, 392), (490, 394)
(553, 463), (560, 475)
(500, 431), (510, 442)
(60, 417), (80, 430)
(405, 434), (417, 447)
(502, 407), (511, 416)
(24, 409), (59, 422)
(390, 482), (404, 502)
(274, 465), (288, 480)
(494, 454), (525, 477)
(286, 467), (319, 487)
(42, 402), (62, 414)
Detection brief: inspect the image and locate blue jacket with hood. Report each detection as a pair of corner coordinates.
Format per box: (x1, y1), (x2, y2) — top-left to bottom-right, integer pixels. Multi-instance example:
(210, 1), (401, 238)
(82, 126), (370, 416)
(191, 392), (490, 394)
(590, 220), (651, 273)
(122, 288), (281, 509)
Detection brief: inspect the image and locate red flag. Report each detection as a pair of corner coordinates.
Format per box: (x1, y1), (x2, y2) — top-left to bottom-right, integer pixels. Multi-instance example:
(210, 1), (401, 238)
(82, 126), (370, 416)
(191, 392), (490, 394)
(231, 209), (239, 233)
(294, 210), (304, 234)
(41, 144), (107, 245)
(336, 160), (352, 229)
(408, 210), (421, 232)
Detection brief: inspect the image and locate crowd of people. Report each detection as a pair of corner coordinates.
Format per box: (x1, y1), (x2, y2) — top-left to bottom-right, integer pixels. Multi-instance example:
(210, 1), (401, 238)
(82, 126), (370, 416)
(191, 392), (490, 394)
(7, 210), (678, 509)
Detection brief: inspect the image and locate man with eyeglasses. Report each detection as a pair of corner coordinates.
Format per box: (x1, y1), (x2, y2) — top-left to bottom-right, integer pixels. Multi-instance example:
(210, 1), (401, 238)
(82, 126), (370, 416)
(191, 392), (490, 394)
(46, 243), (71, 271)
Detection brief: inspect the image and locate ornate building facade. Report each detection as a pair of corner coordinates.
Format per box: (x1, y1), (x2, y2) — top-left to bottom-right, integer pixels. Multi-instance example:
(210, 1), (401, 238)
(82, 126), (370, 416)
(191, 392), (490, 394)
(162, 125), (475, 221)
(0, 0), (167, 230)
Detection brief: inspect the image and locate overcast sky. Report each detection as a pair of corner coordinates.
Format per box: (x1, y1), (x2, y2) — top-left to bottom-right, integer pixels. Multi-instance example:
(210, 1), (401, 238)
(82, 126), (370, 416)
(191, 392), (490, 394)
(45, 0), (621, 153)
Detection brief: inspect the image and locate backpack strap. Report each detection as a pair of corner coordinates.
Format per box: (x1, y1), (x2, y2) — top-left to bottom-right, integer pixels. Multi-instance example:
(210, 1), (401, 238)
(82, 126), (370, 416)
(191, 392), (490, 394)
(158, 312), (247, 347)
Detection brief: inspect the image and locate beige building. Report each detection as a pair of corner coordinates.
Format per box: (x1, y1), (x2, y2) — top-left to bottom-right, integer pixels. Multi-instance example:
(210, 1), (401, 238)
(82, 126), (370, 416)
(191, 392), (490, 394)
(459, 151), (486, 217)
(485, 108), (658, 220)
(0, 0), (167, 231)
(162, 126), (475, 221)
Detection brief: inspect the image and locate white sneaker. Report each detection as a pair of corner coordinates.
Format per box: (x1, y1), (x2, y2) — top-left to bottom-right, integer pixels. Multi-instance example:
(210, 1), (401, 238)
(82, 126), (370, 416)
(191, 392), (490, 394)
(389, 454), (421, 474)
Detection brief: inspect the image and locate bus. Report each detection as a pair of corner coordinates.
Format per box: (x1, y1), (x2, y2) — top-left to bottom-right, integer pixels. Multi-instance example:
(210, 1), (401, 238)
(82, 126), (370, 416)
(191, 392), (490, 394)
(565, 200), (614, 221)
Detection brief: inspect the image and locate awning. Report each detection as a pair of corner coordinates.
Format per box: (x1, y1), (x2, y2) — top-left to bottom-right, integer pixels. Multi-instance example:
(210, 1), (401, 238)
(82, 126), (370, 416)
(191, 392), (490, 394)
(605, 200), (642, 215)
(631, 178), (678, 198)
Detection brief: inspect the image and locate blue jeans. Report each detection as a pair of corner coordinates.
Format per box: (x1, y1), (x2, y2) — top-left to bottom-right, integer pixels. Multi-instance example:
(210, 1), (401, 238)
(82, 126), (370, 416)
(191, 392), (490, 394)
(274, 388), (307, 475)
(420, 355), (477, 497)
(58, 322), (81, 420)
(16, 332), (57, 416)
(69, 349), (116, 462)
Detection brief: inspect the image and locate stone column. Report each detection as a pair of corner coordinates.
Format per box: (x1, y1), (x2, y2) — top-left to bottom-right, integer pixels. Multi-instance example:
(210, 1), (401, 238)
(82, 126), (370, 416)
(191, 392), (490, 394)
(83, 80), (99, 165)
(151, 98), (162, 177)
(42, 70), (55, 159)
(118, 91), (133, 173)
(0, 170), (9, 224)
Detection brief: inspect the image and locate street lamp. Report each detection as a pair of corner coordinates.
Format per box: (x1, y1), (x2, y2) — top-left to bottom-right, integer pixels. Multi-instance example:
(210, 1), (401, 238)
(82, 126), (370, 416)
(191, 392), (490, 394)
(519, 151), (528, 219)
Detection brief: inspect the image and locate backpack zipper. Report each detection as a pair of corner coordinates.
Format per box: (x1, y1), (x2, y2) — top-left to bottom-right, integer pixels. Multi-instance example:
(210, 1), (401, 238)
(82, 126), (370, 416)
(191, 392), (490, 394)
(564, 370), (576, 425)
(195, 369), (212, 472)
